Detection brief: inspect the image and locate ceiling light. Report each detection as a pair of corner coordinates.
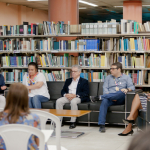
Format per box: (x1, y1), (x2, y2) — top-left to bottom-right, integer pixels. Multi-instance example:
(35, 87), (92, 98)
(79, 0), (98, 7)
(114, 5), (150, 7)
(27, 0), (48, 1)
(114, 6), (123, 8)
(79, 7), (87, 9)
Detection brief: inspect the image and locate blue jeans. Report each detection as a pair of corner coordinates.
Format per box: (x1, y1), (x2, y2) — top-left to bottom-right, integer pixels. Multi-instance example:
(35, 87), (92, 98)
(29, 95), (49, 108)
(98, 91), (125, 125)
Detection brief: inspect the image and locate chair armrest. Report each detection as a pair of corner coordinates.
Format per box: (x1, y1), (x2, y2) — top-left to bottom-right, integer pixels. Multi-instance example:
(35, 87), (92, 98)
(125, 89), (143, 112)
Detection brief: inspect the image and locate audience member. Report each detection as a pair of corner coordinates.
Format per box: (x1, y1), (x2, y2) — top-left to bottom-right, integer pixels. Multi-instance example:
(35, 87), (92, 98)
(0, 73), (7, 109)
(23, 62), (50, 108)
(97, 62), (135, 132)
(118, 93), (149, 136)
(127, 127), (150, 150)
(0, 83), (47, 150)
(56, 65), (90, 129)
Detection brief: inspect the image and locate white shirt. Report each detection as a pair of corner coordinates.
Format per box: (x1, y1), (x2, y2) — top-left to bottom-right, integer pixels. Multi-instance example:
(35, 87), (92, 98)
(23, 72), (50, 99)
(68, 77), (80, 94)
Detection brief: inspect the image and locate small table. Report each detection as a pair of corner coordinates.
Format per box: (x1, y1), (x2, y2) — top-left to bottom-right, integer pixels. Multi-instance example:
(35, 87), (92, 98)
(39, 109), (91, 138)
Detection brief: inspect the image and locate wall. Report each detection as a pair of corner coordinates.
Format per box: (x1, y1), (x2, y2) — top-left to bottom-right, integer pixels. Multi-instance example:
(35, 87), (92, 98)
(0, 2), (48, 25)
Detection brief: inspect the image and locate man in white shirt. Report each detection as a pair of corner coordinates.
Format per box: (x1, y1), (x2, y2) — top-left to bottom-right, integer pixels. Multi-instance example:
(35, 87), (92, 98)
(56, 65), (90, 129)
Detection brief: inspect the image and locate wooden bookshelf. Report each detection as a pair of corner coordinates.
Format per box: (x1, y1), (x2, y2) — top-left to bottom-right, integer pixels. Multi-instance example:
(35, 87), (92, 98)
(1, 34), (150, 87)
(0, 50), (149, 54)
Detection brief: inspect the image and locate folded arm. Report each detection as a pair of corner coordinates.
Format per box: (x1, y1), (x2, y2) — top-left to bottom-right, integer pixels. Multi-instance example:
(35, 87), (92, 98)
(27, 81), (44, 90)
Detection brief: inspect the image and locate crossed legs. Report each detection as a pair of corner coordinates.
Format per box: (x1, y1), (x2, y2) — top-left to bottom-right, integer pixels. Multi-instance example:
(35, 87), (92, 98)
(122, 94), (142, 134)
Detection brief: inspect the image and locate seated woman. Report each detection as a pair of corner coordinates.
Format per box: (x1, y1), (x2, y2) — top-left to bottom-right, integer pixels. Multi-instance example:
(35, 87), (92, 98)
(0, 83), (47, 149)
(118, 93), (149, 136)
(23, 62), (50, 108)
(0, 73), (7, 109)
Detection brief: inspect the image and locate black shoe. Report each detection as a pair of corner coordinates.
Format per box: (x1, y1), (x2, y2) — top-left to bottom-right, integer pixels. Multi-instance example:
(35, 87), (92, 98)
(118, 130), (134, 136)
(99, 125), (105, 132)
(69, 122), (76, 129)
(123, 119), (135, 124)
(90, 96), (99, 103)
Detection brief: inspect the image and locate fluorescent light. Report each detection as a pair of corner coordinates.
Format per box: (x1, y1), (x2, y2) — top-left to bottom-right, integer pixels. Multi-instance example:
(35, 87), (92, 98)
(27, 0), (48, 1)
(79, 0), (98, 7)
(114, 5), (150, 7)
(114, 6), (123, 8)
(79, 7), (87, 9)
(142, 5), (150, 6)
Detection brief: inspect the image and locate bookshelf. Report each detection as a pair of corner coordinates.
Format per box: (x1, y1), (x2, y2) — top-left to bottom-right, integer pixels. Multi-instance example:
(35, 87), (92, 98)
(1, 33), (150, 88)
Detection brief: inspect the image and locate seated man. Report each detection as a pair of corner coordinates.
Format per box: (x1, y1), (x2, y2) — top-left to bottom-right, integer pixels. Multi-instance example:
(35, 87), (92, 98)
(56, 65), (90, 129)
(98, 62), (135, 132)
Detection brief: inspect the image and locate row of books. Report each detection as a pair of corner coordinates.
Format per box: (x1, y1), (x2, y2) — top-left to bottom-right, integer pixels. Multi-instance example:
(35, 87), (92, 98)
(81, 22), (120, 35)
(0, 38), (101, 51)
(117, 54), (144, 68)
(1, 53), (146, 68)
(2, 69), (147, 85)
(2, 69), (27, 83)
(0, 21), (71, 36)
(124, 70), (143, 85)
(138, 21), (150, 32)
(2, 56), (35, 67)
(121, 19), (139, 34)
(2, 69), (108, 82)
(2, 37), (150, 52)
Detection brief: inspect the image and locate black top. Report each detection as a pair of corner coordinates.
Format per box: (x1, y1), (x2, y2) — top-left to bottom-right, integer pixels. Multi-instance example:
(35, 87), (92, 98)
(0, 74), (5, 94)
(61, 77), (90, 102)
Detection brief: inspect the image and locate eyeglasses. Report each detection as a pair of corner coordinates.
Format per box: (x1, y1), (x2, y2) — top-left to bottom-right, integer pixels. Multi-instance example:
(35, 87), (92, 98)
(71, 71), (78, 73)
(110, 68), (118, 70)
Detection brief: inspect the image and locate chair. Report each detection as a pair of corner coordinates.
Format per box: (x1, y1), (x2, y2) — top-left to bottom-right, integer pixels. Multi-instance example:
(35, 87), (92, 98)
(0, 124), (45, 150)
(30, 109), (67, 150)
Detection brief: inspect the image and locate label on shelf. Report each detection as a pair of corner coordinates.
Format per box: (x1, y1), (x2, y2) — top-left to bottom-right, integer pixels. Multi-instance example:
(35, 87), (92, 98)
(94, 25), (97, 28)
(86, 25), (89, 28)
(112, 25), (116, 28)
(90, 25), (94, 28)
(104, 25), (107, 28)
(14, 50), (20, 53)
(98, 25), (103, 28)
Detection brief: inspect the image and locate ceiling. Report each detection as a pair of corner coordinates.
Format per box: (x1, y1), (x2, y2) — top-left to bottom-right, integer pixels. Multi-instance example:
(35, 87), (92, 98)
(0, 0), (150, 23)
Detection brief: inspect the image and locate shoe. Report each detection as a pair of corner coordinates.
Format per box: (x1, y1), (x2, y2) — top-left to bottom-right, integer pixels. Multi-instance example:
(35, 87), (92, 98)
(118, 130), (134, 136)
(123, 119), (135, 124)
(69, 122), (76, 129)
(90, 96), (99, 103)
(99, 125), (105, 132)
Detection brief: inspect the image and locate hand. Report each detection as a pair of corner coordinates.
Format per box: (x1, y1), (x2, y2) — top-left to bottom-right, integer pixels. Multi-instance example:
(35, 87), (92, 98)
(121, 88), (128, 94)
(1, 86), (7, 90)
(29, 89), (31, 93)
(65, 94), (76, 101)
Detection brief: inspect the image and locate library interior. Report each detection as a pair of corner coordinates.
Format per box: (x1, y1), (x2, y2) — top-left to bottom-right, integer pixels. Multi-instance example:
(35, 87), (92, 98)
(0, 0), (150, 150)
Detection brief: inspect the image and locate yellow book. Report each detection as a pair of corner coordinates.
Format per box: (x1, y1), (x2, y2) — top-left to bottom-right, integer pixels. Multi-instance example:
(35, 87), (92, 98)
(39, 56), (43, 67)
(101, 55), (105, 67)
(6, 56), (8, 66)
(42, 54), (46, 66)
(48, 38), (51, 51)
(130, 38), (135, 51)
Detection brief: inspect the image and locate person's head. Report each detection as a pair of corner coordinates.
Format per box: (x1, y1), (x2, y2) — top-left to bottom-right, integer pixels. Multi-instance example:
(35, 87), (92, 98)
(28, 62), (38, 76)
(110, 62), (122, 77)
(4, 83), (29, 123)
(128, 127), (150, 150)
(71, 65), (81, 80)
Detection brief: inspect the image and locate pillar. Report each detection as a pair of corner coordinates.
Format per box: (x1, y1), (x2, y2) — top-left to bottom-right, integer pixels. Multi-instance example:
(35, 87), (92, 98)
(48, 0), (79, 56)
(123, 1), (142, 23)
